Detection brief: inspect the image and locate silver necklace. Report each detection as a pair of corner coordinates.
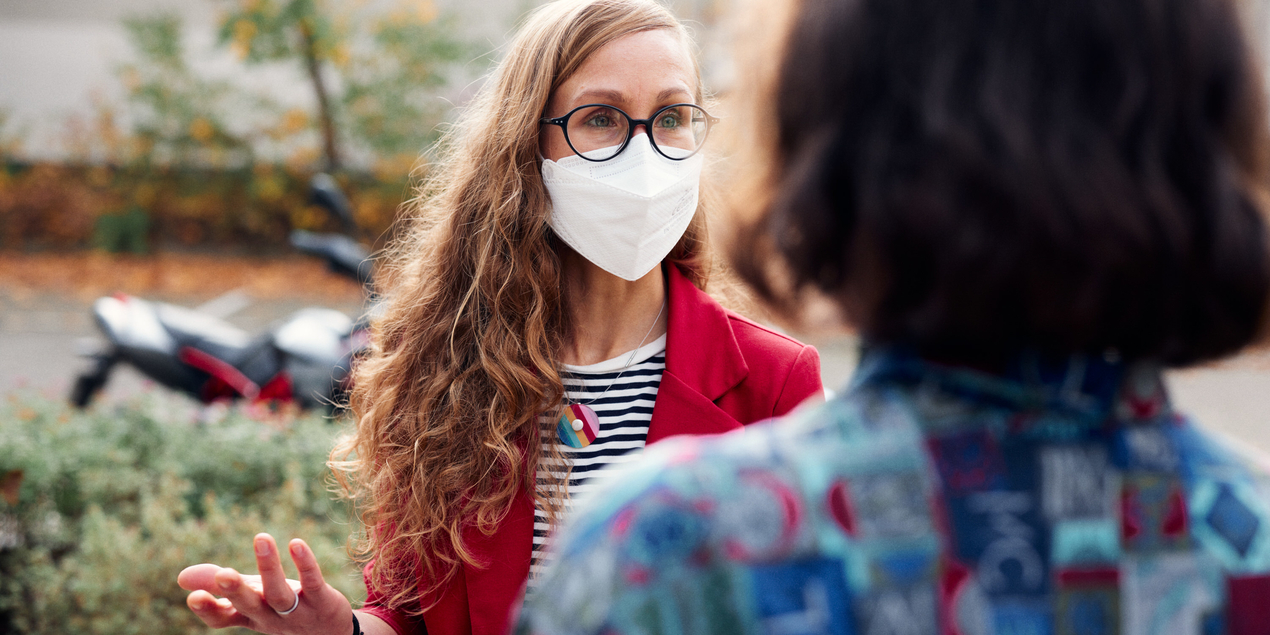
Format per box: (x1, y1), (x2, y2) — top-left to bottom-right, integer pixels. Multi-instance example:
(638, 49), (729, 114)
(556, 299), (665, 448)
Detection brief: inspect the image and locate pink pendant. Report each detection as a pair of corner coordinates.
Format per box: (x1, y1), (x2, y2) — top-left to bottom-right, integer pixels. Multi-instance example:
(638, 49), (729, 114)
(557, 403), (600, 448)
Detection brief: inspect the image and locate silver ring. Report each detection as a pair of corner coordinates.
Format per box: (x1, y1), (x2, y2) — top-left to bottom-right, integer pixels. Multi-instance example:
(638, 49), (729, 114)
(276, 592), (300, 616)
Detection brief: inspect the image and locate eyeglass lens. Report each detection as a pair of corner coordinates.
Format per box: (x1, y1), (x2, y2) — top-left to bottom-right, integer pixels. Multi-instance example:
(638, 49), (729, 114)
(566, 105), (710, 161)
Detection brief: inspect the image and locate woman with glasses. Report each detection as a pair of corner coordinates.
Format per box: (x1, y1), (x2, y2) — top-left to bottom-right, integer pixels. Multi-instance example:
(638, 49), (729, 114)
(175, 1), (823, 634)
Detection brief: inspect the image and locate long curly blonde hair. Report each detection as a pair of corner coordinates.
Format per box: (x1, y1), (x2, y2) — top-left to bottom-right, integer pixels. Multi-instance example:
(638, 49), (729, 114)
(330, 0), (713, 614)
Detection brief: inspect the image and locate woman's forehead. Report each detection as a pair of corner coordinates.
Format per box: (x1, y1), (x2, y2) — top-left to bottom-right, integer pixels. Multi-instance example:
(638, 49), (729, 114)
(555, 29), (696, 109)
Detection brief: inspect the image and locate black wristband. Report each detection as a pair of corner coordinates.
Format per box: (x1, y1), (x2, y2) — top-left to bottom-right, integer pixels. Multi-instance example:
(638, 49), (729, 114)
(351, 612), (362, 635)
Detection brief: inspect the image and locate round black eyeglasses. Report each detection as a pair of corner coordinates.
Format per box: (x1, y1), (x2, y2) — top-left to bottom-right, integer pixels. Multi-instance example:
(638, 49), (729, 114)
(540, 103), (719, 162)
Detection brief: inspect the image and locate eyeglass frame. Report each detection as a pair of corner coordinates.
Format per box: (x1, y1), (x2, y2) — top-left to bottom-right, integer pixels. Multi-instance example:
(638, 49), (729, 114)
(539, 102), (720, 162)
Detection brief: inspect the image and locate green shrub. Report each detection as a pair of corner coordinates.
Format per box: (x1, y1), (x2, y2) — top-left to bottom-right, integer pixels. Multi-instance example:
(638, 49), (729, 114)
(0, 392), (365, 634)
(91, 206), (152, 255)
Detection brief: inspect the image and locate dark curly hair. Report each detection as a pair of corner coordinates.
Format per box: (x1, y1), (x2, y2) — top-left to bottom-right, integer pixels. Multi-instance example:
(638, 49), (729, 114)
(732, 0), (1270, 365)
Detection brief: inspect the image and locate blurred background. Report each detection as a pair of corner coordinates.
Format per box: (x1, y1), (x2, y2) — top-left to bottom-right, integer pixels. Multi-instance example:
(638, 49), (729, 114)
(0, 0), (1267, 632)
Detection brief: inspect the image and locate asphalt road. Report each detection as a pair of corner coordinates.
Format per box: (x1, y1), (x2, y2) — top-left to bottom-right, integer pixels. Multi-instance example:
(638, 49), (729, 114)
(3, 290), (1267, 454)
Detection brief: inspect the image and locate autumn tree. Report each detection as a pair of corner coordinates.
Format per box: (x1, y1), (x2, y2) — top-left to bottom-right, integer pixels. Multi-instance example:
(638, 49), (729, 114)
(119, 15), (261, 167)
(216, 0), (474, 172)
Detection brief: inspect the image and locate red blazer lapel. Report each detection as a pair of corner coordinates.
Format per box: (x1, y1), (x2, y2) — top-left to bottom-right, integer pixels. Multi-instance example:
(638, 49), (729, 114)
(648, 372), (748, 444)
(647, 265), (750, 445)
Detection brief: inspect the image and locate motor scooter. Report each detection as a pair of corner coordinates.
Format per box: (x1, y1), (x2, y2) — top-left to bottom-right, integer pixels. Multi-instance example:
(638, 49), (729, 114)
(69, 174), (373, 410)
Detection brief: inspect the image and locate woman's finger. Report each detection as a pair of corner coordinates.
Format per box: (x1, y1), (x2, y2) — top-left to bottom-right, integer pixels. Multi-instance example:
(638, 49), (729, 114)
(239, 574), (301, 597)
(213, 567), (269, 617)
(186, 589), (252, 629)
(178, 563), (224, 592)
(253, 533), (299, 614)
(288, 539), (327, 594)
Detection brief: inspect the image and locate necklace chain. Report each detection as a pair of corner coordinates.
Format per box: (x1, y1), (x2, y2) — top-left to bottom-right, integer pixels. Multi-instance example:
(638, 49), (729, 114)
(573, 299), (666, 407)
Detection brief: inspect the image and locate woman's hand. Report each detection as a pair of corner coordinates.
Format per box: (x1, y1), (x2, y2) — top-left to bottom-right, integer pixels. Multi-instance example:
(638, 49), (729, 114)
(178, 533), (353, 635)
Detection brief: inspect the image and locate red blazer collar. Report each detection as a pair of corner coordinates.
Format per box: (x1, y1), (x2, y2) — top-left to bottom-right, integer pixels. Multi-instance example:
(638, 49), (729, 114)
(663, 263), (749, 399)
(646, 264), (750, 445)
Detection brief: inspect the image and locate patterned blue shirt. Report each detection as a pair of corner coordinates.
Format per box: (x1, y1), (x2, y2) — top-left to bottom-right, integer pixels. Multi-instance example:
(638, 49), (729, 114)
(516, 347), (1270, 635)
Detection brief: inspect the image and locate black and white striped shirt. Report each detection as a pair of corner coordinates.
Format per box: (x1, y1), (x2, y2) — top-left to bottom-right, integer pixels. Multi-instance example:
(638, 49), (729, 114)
(528, 334), (666, 586)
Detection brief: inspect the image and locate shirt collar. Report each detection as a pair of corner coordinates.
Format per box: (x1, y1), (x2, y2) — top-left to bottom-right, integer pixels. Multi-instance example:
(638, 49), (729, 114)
(849, 343), (1165, 427)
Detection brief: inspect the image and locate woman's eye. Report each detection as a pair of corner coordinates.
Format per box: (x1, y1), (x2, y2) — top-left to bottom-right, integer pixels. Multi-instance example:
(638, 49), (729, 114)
(584, 114), (615, 128)
(657, 114), (682, 128)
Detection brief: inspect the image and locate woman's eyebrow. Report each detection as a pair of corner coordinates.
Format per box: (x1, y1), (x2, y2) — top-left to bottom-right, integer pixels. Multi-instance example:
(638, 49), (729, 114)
(571, 86), (694, 106)
(654, 87), (693, 102)
(574, 88), (627, 104)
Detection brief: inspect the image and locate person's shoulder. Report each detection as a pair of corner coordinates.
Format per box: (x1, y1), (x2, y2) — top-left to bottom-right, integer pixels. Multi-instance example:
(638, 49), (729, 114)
(1130, 412), (1270, 574)
(546, 403), (838, 550)
(724, 308), (813, 361)
(556, 388), (927, 535)
(722, 310), (823, 412)
(517, 394), (936, 634)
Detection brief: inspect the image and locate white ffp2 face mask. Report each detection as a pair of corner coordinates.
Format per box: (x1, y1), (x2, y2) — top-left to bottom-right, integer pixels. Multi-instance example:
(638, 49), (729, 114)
(542, 134), (704, 281)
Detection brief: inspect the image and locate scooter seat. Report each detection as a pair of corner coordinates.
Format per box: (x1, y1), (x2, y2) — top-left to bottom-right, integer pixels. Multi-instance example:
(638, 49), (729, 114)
(155, 301), (284, 394)
(153, 303), (263, 367)
(93, 295), (283, 400)
(95, 295), (251, 359)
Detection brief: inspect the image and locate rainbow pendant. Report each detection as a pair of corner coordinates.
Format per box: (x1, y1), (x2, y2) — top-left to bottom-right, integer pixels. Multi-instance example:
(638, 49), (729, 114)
(557, 403), (600, 449)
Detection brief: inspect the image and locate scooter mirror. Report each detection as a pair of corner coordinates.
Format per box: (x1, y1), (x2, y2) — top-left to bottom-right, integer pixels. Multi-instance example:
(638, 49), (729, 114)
(309, 173), (357, 232)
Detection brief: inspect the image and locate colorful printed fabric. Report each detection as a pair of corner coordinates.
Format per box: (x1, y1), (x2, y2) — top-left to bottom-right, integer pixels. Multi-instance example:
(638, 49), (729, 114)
(515, 346), (1270, 635)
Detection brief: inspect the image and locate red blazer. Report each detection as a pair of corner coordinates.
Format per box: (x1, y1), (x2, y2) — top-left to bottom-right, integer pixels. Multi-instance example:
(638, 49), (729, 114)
(361, 264), (822, 635)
